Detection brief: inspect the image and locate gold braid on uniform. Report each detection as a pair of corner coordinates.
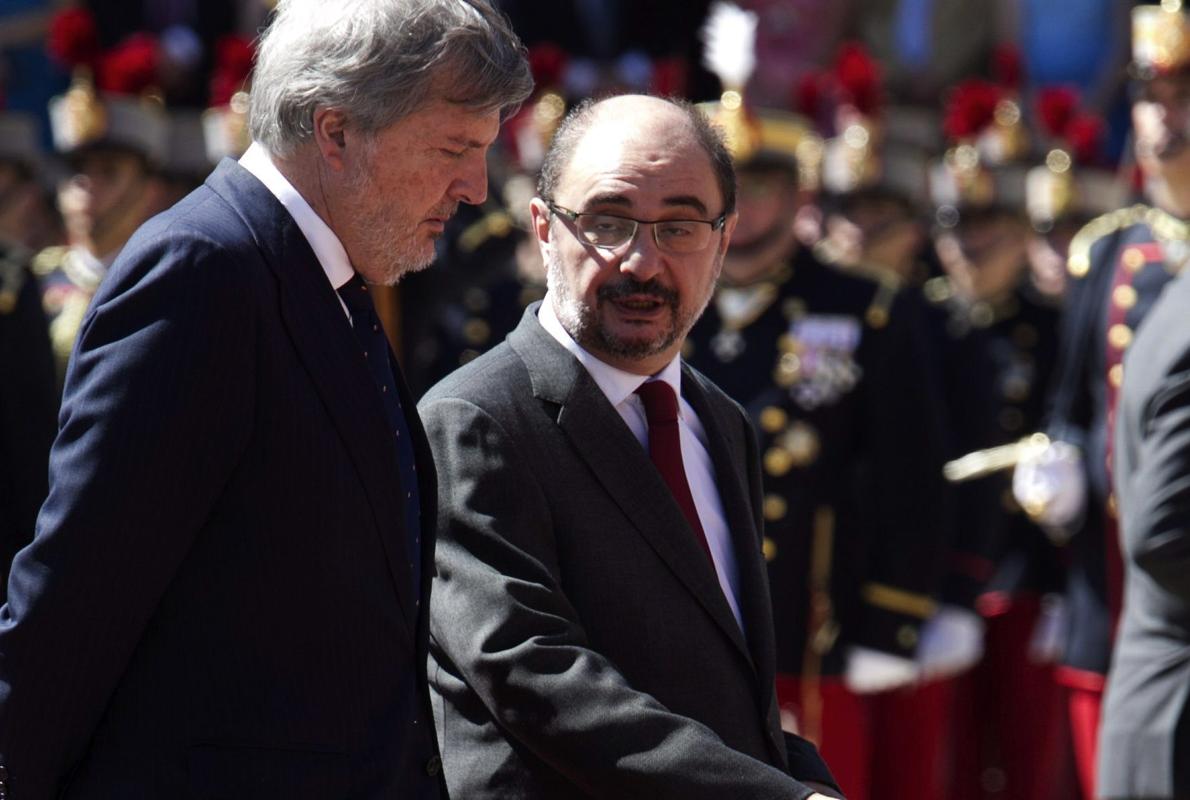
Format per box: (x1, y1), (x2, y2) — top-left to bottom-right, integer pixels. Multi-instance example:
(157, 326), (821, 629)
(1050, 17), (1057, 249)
(1067, 205), (1150, 279)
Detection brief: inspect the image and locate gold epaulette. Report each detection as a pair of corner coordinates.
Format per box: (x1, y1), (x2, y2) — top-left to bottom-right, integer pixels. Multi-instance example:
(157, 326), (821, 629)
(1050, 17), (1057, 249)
(1067, 205), (1150, 279)
(922, 275), (954, 306)
(31, 246), (69, 277)
(458, 211), (515, 254)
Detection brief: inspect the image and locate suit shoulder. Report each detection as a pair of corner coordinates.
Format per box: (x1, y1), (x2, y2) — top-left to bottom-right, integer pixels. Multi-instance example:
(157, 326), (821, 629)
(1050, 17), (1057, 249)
(419, 340), (526, 410)
(1067, 205), (1150, 279)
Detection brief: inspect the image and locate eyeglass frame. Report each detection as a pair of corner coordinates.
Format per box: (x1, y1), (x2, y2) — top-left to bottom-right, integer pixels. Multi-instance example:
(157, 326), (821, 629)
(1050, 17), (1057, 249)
(542, 199), (729, 254)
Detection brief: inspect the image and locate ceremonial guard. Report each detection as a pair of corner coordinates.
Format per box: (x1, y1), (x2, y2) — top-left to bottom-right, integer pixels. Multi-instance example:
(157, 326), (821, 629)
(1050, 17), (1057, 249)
(0, 110), (57, 593)
(1012, 4), (1190, 797)
(689, 10), (951, 799)
(924, 74), (1104, 799)
(35, 10), (167, 387)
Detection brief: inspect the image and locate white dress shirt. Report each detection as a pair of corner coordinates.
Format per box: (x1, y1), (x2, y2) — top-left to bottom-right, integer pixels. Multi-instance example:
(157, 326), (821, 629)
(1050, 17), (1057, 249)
(539, 296), (745, 631)
(239, 142), (355, 316)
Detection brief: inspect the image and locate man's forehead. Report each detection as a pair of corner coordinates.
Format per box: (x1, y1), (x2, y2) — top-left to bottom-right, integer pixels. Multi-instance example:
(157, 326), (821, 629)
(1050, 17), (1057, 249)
(559, 116), (718, 208)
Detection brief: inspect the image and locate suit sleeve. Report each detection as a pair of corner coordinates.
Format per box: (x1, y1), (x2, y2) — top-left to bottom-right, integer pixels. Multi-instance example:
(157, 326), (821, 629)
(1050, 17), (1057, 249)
(0, 229), (256, 795)
(422, 396), (820, 800)
(1122, 368), (1190, 591)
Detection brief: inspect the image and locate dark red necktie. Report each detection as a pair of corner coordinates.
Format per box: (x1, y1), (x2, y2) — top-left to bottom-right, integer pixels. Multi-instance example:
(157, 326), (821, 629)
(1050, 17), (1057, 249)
(635, 380), (714, 564)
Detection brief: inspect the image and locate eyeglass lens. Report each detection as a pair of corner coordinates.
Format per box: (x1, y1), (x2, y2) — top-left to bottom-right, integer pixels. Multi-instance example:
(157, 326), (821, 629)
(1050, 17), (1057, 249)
(575, 214), (714, 253)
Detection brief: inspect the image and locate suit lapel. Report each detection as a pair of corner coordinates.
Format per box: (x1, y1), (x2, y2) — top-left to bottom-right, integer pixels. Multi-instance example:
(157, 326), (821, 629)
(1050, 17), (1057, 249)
(682, 368), (775, 688)
(508, 306), (752, 665)
(206, 160), (419, 641)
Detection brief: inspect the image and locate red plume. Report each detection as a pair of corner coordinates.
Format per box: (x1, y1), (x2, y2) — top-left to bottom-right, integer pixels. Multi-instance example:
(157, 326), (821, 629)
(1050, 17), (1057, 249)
(97, 34), (161, 96)
(1064, 113), (1105, 165)
(209, 35), (255, 106)
(527, 43), (568, 90)
(834, 42), (882, 115)
(1036, 86), (1079, 139)
(943, 79), (1002, 141)
(47, 8), (100, 70)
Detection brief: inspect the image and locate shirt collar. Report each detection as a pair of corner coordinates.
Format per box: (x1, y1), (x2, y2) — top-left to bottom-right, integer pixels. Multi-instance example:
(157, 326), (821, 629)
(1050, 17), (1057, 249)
(239, 141), (355, 291)
(538, 293), (683, 408)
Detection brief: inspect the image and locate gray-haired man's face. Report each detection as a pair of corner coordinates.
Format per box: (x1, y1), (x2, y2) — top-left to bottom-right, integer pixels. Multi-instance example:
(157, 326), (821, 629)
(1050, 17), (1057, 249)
(336, 99), (501, 287)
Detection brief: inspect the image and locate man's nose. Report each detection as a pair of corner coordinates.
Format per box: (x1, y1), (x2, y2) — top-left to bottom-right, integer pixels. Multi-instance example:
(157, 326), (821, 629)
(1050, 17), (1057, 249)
(450, 153), (488, 206)
(616, 225), (664, 283)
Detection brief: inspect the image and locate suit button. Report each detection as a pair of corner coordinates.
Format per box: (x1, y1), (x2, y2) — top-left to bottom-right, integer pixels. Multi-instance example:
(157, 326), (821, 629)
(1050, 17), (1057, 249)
(425, 755), (442, 776)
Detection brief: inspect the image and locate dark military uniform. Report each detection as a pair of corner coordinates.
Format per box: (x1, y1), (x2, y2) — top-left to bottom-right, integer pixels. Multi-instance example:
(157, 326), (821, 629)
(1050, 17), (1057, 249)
(688, 246), (950, 681)
(922, 276), (1064, 607)
(924, 275), (1068, 800)
(0, 244), (57, 592)
(1043, 204), (1189, 788)
(403, 204), (545, 398)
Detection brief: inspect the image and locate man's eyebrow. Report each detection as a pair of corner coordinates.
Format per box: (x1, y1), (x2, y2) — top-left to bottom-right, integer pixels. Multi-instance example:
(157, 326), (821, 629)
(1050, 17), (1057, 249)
(662, 195), (708, 215)
(584, 193), (710, 216)
(444, 134), (486, 149)
(585, 192), (633, 208)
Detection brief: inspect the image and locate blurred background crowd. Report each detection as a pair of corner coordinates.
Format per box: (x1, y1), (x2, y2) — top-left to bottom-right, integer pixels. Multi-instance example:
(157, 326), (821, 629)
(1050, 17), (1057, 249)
(2, 1), (1186, 798)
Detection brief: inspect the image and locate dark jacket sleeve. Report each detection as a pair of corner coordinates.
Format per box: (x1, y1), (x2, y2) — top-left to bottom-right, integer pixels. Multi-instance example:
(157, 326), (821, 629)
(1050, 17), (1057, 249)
(0, 229), (256, 796)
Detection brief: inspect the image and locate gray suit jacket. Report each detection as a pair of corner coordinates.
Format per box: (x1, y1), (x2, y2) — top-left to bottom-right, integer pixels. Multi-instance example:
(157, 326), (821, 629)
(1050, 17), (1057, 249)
(419, 304), (835, 799)
(1100, 266), (1190, 799)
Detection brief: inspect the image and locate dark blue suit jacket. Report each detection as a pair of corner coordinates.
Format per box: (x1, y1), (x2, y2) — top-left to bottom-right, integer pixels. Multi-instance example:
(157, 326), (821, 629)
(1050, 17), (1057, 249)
(0, 160), (443, 799)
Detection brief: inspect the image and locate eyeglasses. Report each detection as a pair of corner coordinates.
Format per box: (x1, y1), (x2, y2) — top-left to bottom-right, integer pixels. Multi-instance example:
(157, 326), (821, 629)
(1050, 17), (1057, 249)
(545, 201), (727, 255)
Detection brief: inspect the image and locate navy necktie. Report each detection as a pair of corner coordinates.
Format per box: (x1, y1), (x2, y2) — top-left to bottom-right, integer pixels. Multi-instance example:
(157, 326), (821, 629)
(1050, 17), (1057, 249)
(336, 274), (423, 604)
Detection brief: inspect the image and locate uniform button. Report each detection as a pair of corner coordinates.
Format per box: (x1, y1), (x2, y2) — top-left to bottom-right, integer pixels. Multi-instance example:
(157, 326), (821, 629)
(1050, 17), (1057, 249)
(1108, 324), (1133, 350)
(762, 536), (778, 561)
(1109, 364), (1125, 388)
(1122, 247), (1146, 272)
(896, 625), (919, 650)
(759, 406), (788, 433)
(763, 494), (787, 521)
(1113, 285), (1138, 310)
(425, 755), (442, 776)
(764, 447), (794, 477)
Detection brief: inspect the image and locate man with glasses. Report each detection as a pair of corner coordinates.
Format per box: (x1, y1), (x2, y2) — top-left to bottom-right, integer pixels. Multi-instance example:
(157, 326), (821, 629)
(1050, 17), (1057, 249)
(419, 94), (840, 799)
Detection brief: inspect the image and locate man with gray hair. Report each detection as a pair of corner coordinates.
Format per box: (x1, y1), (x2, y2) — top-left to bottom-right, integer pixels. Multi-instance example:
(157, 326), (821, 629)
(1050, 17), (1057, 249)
(0, 2), (531, 797)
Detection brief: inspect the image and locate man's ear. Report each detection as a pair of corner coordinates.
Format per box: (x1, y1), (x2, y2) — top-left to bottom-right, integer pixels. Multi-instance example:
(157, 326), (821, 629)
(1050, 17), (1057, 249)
(312, 108), (350, 171)
(529, 196), (552, 247)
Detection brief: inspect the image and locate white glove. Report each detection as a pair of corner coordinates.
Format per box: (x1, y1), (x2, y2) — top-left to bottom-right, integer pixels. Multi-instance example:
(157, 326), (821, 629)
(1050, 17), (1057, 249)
(1012, 439), (1086, 533)
(844, 646), (919, 694)
(915, 605), (985, 681)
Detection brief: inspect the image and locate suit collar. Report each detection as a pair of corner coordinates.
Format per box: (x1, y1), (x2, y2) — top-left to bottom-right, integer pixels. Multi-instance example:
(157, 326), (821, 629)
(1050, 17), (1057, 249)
(204, 159), (425, 642)
(507, 304), (755, 670)
(238, 142), (355, 291)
